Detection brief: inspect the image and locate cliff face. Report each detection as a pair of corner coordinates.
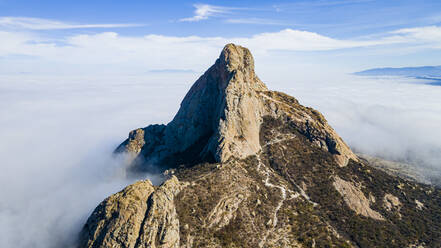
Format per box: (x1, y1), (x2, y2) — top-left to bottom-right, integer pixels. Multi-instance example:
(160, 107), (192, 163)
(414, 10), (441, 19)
(116, 44), (356, 169)
(81, 44), (441, 248)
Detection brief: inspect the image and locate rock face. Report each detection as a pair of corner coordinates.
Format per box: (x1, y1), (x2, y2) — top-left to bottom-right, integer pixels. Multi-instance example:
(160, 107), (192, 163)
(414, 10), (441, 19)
(79, 176), (182, 248)
(81, 44), (441, 248)
(116, 43), (356, 168)
(79, 180), (155, 248)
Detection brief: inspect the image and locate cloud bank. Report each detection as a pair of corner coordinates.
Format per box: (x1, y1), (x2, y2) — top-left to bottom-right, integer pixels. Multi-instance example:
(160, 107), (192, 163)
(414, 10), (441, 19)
(1, 25), (441, 77)
(0, 74), (196, 247)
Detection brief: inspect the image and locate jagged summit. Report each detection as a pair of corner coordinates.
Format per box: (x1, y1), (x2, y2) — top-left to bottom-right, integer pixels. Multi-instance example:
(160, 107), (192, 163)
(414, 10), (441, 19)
(81, 44), (441, 248)
(163, 43), (267, 164)
(116, 43), (356, 169)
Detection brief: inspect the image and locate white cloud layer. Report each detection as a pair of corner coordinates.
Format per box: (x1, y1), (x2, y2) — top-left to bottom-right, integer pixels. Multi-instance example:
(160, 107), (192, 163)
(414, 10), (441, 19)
(391, 26), (441, 48)
(1, 71), (441, 248)
(0, 16), (143, 30)
(0, 74), (194, 247)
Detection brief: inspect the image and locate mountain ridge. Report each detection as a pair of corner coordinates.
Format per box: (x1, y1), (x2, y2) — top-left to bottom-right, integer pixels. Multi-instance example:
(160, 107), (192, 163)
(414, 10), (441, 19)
(355, 65), (441, 79)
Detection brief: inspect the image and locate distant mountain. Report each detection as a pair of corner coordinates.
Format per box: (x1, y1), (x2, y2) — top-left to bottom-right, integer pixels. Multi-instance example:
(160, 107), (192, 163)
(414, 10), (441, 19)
(355, 66), (441, 78)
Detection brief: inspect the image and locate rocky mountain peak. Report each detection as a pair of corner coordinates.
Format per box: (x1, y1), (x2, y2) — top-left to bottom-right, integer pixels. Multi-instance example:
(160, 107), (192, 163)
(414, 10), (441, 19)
(218, 43), (259, 83)
(81, 44), (441, 248)
(116, 43), (356, 169)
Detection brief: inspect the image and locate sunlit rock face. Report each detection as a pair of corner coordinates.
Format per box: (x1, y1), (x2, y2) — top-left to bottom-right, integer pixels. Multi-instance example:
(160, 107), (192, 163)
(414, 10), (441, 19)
(116, 43), (356, 169)
(81, 44), (441, 248)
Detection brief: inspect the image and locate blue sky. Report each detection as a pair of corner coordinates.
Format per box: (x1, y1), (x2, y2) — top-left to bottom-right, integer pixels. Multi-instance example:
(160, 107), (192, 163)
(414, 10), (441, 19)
(1, 0), (441, 37)
(1, 0), (441, 75)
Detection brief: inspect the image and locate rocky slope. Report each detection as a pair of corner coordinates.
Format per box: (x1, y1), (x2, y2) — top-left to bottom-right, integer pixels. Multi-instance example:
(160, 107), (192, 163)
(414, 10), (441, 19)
(80, 44), (441, 248)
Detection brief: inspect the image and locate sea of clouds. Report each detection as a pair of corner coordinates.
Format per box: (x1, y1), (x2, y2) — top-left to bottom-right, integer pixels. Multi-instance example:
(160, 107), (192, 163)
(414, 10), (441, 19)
(0, 67), (440, 247)
(0, 74), (194, 247)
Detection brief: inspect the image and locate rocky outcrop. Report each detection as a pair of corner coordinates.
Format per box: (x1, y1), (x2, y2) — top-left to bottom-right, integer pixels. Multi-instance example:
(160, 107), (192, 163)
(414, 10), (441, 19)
(383, 193), (401, 212)
(79, 180), (155, 248)
(260, 91), (357, 167)
(205, 191), (247, 230)
(333, 176), (384, 220)
(79, 176), (182, 248)
(82, 44), (441, 248)
(117, 43), (356, 169)
(136, 176), (182, 248)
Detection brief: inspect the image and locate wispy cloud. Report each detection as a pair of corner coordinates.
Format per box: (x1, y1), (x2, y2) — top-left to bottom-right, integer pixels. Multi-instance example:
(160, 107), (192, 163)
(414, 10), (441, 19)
(0, 17), (143, 30)
(179, 4), (230, 22)
(390, 26), (441, 48)
(225, 18), (286, 26)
